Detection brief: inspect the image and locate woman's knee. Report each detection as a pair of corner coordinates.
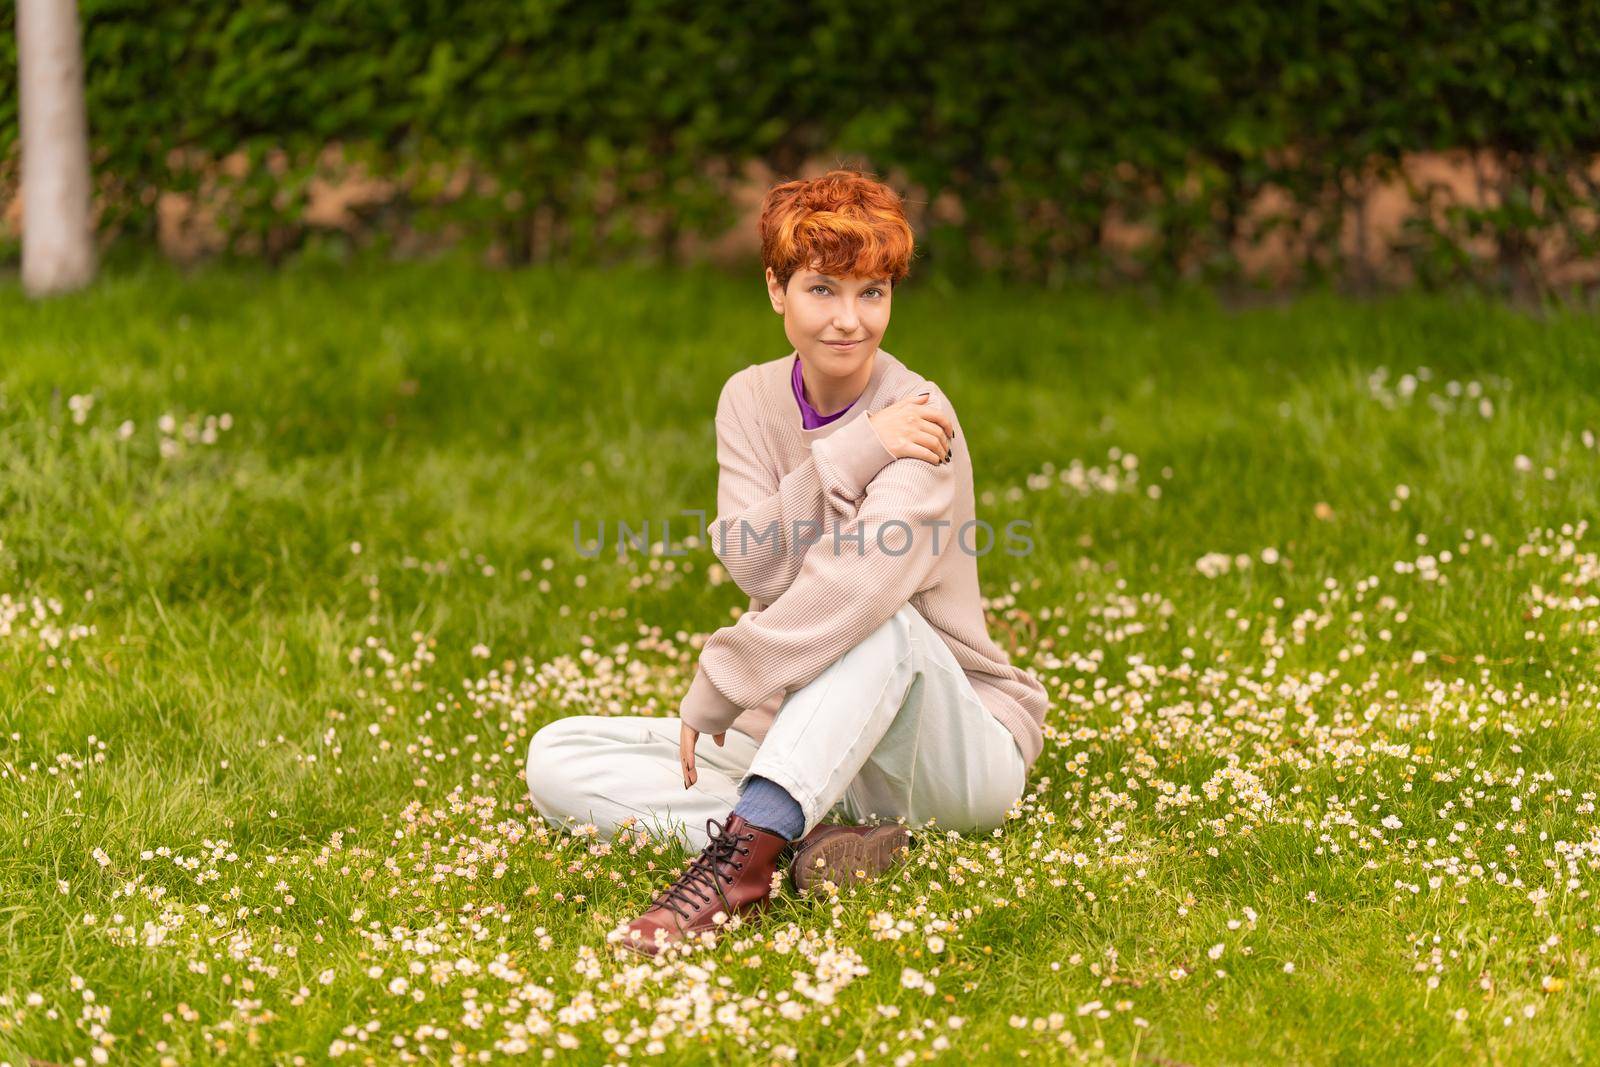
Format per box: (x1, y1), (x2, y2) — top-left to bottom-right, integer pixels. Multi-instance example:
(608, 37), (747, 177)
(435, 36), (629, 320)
(838, 602), (918, 666)
(524, 716), (593, 818)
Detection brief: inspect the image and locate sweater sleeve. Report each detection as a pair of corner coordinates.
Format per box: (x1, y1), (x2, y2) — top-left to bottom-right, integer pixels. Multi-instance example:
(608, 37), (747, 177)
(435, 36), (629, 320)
(709, 378), (898, 604)
(681, 388), (960, 734)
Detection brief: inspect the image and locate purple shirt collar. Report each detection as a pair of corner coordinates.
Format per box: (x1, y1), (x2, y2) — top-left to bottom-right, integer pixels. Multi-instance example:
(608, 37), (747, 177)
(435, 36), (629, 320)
(792, 355), (860, 429)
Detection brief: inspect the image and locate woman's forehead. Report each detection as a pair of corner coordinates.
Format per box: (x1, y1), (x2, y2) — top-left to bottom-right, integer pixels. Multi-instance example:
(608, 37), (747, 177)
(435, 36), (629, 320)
(804, 270), (891, 285)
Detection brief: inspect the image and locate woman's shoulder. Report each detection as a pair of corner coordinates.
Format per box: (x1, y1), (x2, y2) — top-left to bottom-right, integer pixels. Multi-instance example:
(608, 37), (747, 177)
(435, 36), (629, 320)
(715, 363), (763, 419)
(874, 363), (962, 427)
(717, 352), (801, 419)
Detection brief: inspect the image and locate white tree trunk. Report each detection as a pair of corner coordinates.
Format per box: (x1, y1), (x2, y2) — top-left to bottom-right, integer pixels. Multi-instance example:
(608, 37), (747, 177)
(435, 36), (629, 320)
(17, 0), (96, 297)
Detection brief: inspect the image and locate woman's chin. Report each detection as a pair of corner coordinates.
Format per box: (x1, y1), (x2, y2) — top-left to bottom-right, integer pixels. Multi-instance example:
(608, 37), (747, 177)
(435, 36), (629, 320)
(814, 342), (874, 366)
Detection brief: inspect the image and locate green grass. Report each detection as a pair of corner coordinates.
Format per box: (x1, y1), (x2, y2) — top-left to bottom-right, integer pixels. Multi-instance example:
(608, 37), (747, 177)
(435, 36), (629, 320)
(3, 251), (1600, 1063)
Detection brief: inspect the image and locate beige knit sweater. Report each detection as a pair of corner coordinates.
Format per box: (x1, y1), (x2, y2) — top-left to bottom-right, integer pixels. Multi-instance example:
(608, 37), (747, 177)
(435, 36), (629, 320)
(679, 347), (1049, 771)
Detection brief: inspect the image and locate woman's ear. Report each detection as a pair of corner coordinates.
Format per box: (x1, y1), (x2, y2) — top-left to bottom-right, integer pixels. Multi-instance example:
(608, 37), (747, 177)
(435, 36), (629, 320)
(764, 267), (786, 315)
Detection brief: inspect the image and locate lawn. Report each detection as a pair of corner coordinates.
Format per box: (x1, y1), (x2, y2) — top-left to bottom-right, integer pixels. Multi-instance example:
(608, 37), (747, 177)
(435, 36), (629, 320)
(2, 253), (1600, 1064)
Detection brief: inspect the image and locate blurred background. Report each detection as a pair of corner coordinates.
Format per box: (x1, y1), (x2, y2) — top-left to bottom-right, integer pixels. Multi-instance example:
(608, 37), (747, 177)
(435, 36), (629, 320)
(6, 1), (1600, 299)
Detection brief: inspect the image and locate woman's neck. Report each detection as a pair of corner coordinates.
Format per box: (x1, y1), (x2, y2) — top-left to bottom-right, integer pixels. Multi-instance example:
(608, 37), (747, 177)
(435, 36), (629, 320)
(798, 352), (875, 416)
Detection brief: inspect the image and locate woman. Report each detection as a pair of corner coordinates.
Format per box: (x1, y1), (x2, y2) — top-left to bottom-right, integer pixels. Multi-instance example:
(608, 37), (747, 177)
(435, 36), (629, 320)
(525, 169), (1050, 958)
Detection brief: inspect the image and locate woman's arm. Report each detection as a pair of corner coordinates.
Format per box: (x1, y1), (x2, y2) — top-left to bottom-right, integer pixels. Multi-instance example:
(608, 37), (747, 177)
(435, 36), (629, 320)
(682, 384), (963, 735)
(709, 377), (897, 603)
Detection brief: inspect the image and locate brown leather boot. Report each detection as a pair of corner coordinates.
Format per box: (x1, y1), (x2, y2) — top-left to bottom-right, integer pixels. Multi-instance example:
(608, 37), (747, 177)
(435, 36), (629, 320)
(788, 822), (912, 896)
(618, 814), (793, 958)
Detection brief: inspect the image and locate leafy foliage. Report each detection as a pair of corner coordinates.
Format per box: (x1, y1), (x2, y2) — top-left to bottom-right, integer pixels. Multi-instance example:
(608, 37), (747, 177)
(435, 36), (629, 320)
(3, 1), (1600, 290)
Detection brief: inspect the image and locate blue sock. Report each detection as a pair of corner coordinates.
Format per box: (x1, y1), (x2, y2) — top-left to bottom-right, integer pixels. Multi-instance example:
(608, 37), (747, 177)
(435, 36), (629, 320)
(731, 775), (806, 841)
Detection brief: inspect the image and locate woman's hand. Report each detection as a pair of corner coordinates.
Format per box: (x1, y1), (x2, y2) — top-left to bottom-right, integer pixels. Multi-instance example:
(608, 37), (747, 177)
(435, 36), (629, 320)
(680, 721), (726, 789)
(867, 392), (956, 465)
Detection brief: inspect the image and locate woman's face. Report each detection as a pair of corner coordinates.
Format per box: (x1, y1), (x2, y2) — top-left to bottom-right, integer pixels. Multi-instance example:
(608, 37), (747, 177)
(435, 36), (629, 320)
(766, 263), (892, 374)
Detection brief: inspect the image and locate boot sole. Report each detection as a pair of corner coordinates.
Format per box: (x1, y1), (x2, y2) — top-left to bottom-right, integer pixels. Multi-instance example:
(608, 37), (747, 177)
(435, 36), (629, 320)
(790, 825), (912, 895)
(619, 892), (778, 958)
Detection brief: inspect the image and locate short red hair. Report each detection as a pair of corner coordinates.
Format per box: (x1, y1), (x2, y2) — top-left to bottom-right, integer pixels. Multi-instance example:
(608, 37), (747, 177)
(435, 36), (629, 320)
(759, 168), (916, 292)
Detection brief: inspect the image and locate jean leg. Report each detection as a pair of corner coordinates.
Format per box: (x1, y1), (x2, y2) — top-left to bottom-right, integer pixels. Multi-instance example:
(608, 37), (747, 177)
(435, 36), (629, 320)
(526, 714), (762, 851)
(742, 602), (1028, 840)
(740, 604), (921, 838)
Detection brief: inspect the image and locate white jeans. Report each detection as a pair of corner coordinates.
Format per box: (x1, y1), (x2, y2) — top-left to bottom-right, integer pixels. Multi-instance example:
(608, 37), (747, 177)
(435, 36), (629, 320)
(525, 603), (1029, 852)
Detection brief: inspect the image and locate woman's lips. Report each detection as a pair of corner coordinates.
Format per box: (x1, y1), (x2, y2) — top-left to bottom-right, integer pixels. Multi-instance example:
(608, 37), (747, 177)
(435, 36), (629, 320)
(824, 340), (862, 348)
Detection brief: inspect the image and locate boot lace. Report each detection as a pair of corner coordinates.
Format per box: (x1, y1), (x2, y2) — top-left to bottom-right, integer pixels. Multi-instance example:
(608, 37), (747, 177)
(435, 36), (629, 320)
(648, 817), (754, 924)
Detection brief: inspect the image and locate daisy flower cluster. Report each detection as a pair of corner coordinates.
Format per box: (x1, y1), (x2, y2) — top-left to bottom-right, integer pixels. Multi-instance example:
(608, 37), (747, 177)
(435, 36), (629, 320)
(6, 409), (1600, 1062)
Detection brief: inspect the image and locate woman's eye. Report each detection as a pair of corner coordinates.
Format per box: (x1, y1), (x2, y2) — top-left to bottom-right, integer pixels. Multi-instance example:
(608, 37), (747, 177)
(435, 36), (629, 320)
(811, 286), (829, 296)
(865, 288), (883, 298)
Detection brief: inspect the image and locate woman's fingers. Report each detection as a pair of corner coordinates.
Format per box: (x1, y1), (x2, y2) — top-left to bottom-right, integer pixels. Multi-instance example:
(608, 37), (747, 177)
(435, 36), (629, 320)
(913, 429), (947, 461)
(877, 394), (955, 464)
(915, 427), (953, 461)
(678, 725), (730, 786)
(680, 723), (698, 788)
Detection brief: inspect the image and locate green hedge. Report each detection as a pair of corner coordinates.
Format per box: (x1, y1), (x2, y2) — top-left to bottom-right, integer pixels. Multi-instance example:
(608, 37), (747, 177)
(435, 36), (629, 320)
(4, 1), (1600, 290)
